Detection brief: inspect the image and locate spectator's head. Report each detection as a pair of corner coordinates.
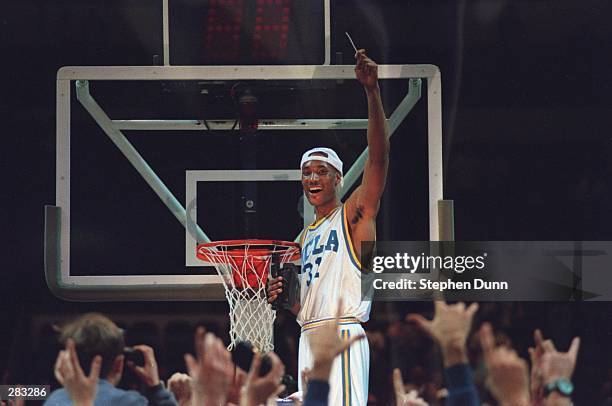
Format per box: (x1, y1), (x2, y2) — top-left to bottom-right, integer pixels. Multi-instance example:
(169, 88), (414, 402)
(59, 313), (125, 384)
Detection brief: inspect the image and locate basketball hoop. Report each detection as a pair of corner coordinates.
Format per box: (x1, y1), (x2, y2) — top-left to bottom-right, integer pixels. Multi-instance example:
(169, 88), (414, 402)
(196, 239), (300, 352)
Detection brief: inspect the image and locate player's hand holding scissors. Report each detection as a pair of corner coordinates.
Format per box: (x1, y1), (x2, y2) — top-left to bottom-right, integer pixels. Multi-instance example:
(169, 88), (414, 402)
(354, 49), (379, 92)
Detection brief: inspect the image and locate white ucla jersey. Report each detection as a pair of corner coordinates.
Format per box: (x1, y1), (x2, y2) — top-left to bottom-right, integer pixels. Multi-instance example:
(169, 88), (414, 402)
(297, 204), (371, 325)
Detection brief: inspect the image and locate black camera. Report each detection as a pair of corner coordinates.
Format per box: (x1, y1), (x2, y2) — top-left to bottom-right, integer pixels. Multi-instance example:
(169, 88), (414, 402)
(269, 260), (300, 311)
(123, 347), (145, 367)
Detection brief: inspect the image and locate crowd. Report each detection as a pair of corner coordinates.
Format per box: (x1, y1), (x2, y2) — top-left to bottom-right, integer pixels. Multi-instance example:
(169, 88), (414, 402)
(18, 299), (582, 406)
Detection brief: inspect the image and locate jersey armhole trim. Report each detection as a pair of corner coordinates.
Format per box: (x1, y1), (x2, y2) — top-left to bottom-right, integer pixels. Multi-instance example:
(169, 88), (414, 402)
(299, 229), (306, 249)
(341, 205), (362, 271)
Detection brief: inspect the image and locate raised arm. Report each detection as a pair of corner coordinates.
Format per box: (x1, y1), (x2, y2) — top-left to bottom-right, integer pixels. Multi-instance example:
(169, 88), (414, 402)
(480, 323), (530, 406)
(347, 49), (389, 225)
(407, 301), (481, 406)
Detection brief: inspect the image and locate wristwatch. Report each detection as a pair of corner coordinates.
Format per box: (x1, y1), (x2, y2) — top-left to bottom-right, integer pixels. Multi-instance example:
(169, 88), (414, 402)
(544, 378), (574, 397)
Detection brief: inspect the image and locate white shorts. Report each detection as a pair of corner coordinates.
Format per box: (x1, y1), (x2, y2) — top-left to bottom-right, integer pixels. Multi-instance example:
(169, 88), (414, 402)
(298, 318), (369, 406)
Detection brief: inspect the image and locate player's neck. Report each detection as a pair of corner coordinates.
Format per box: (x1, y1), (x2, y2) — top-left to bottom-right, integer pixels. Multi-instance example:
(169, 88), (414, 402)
(314, 200), (340, 221)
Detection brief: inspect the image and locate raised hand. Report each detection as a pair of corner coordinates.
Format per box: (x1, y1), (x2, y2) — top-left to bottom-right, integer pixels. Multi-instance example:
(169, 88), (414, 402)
(393, 368), (429, 406)
(167, 372), (193, 406)
(528, 329), (580, 405)
(540, 336), (580, 384)
(184, 327), (234, 406)
(54, 338), (101, 406)
(240, 352), (285, 406)
(354, 49), (379, 91)
(307, 299), (365, 381)
(127, 345), (161, 387)
(528, 329), (546, 404)
(227, 367), (248, 405)
(407, 301), (479, 367)
(480, 323), (530, 406)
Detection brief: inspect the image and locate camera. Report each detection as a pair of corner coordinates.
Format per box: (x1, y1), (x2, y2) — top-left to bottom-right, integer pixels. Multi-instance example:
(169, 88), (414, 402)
(123, 347), (145, 367)
(270, 261), (300, 311)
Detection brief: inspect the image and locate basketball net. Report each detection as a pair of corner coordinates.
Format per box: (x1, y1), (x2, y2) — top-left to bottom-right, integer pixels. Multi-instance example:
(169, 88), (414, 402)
(196, 240), (300, 352)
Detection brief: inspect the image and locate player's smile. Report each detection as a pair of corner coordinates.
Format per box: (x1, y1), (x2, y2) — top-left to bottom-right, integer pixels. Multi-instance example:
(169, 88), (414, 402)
(305, 186), (325, 206)
(307, 185), (323, 196)
(304, 181), (325, 204)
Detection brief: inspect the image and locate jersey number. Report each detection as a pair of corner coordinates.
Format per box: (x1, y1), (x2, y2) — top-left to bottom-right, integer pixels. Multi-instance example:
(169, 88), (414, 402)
(303, 256), (322, 286)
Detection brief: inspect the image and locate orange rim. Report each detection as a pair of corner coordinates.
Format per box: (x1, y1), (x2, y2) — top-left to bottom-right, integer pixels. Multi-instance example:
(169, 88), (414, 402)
(196, 239), (301, 264)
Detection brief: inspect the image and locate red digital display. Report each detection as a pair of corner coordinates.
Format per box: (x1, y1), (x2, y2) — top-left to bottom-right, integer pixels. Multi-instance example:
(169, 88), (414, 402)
(204, 0), (291, 62)
(170, 0), (323, 65)
(253, 0), (291, 59)
(205, 0), (244, 61)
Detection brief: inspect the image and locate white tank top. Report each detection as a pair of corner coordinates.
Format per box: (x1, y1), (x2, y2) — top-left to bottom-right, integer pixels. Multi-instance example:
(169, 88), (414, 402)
(296, 204), (371, 325)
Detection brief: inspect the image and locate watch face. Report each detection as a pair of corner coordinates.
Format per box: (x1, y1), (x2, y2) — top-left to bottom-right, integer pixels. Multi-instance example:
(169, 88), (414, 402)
(558, 379), (574, 395)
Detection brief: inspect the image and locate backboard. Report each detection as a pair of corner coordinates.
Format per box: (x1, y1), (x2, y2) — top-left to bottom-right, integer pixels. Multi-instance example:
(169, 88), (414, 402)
(46, 64), (443, 300)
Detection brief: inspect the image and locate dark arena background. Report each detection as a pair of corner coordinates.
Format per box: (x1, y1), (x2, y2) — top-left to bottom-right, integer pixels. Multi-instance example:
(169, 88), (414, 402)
(3, 0), (612, 404)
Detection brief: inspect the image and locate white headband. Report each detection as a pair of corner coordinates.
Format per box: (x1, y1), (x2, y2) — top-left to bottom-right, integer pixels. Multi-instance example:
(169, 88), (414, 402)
(300, 147), (343, 175)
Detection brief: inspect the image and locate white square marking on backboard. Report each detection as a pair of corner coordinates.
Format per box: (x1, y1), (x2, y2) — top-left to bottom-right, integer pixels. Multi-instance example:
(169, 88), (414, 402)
(185, 169), (311, 267)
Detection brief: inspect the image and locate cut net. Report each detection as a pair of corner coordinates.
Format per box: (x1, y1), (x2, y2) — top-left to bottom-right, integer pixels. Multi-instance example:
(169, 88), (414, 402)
(196, 240), (300, 352)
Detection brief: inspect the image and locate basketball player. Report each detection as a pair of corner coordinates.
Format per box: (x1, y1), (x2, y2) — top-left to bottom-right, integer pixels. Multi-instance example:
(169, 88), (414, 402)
(268, 49), (388, 405)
